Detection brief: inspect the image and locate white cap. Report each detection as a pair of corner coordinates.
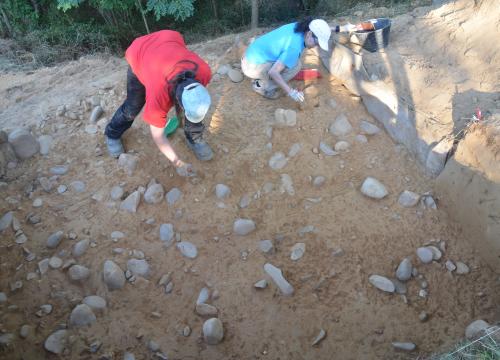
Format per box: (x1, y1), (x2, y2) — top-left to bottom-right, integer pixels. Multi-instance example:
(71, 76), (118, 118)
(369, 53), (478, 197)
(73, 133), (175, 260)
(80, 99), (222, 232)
(309, 19), (331, 51)
(181, 83), (211, 123)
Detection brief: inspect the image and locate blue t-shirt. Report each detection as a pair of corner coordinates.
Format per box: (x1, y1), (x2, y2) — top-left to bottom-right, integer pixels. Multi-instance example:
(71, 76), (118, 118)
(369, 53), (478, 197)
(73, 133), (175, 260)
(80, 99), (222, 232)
(245, 23), (305, 69)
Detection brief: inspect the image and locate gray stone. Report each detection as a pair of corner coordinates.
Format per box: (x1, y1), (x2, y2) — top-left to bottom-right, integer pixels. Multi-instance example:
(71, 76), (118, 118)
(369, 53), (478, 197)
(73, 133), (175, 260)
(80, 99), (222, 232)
(0, 333), (14, 346)
(416, 247), (433, 264)
(334, 141), (350, 151)
(228, 69), (243, 83)
(148, 340), (160, 352)
(73, 239), (90, 257)
(118, 153), (138, 176)
(280, 174), (295, 195)
(393, 279), (407, 294)
(456, 262), (470, 275)
(197, 287), (210, 305)
(160, 224), (174, 245)
(419, 289), (428, 298)
(8, 128), (40, 159)
(103, 260), (125, 290)
(312, 329), (326, 346)
(176, 241), (197, 259)
(68, 265), (91, 281)
(396, 258), (412, 281)
(57, 185), (67, 194)
(196, 303), (218, 316)
(419, 311), (429, 322)
(290, 243), (306, 261)
(0, 292), (6, 303)
(368, 275), (395, 293)
(360, 177), (388, 199)
(217, 64), (231, 75)
(274, 108), (297, 127)
(427, 246), (442, 260)
(182, 326), (191, 337)
(38, 258), (50, 275)
(264, 263), (294, 296)
(32, 198), (43, 207)
(288, 143), (302, 157)
(360, 120), (381, 135)
(47, 231), (64, 248)
(110, 186), (124, 200)
(40, 304), (53, 315)
(423, 195), (437, 210)
(89, 106), (104, 123)
(165, 282), (174, 294)
(124, 352), (136, 360)
(120, 191), (140, 213)
(445, 260), (456, 272)
(127, 259), (150, 278)
(355, 134), (368, 143)
(19, 325), (30, 338)
(239, 194), (251, 208)
(49, 257), (63, 269)
(426, 138), (453, 177)
(319, 141), (338, 156)
(0, 211), (13, 232)
(233, 218), (256, 236)
(269, 152), (288, 170)
(69, 304), (96, 327)
(39, 177), (54, 192)
(70, 181), (86, 193)
(144, 183), (164, 204)
(392, 342), (416, 351)
(83, 296), (107, 310)
(313, 176), (326, 187)
(254, 279), (268, 289)
(15, 232), (27, 244)
(166, 187), (182, 205)
(38, 135), (53, 155)
(111, 231), (124, 240)
(259, 240), (274, 254)
(465, 320), (490, 340)
(203, 318), (224, 345)
(44, 330), (67, 354)
(85, 124), (98, 134)
(50, 165), (69, 175)
(215, 184), (231, 199)
(398, 191), (420, 208)
(329, 114), (353, 136)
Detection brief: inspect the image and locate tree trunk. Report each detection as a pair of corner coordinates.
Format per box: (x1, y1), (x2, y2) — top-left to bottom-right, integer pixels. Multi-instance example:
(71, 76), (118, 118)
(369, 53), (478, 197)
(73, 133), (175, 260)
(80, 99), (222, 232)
(210, 0), (218, 20)
(0, 4), (13, 37)
(251, 0), (258, 29)
(29, 0), (40, 16)
(135, 0), (150, 34)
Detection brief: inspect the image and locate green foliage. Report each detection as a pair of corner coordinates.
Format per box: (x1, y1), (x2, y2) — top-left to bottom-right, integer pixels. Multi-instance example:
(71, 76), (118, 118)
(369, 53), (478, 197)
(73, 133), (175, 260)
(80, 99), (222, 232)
(146, 0), (195, 21)
(57, 0), (85, 11)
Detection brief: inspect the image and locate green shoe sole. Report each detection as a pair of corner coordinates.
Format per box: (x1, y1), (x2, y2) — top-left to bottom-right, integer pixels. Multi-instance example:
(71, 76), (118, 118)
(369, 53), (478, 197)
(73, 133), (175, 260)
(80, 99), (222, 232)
(163, 116), (180, 137)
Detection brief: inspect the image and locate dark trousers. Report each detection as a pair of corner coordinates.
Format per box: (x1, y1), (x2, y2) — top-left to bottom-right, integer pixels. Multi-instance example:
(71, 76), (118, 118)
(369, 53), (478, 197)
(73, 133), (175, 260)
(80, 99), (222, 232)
(105, 67), (205, 142)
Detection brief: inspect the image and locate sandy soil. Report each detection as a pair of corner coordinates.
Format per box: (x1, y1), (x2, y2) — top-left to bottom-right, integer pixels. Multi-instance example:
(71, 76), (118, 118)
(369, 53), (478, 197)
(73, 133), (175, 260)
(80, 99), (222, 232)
(0, 1), (499, 360)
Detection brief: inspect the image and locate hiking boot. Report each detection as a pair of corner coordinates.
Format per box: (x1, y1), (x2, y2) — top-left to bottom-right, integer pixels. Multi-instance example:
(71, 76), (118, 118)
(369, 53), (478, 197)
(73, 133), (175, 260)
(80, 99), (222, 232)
(252, 80), (280, 100)
(186, 138), (213, 161)
(105, 136), (124, 158)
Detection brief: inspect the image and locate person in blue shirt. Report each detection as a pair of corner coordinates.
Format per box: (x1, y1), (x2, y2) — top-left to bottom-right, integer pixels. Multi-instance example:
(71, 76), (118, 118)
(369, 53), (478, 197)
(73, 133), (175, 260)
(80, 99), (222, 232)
(241, 17), (331, 102)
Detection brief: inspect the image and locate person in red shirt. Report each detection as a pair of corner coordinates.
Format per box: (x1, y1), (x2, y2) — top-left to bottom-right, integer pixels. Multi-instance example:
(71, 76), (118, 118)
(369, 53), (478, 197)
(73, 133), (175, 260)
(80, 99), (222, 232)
(105, 30), (213, 176)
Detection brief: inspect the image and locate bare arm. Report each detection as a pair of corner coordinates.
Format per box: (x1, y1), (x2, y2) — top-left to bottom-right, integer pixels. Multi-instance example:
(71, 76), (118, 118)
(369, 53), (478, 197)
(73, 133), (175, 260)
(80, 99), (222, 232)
(268, 61), (292, 94)
(150, 124), (181, 165)
(150, 124), (195, 176)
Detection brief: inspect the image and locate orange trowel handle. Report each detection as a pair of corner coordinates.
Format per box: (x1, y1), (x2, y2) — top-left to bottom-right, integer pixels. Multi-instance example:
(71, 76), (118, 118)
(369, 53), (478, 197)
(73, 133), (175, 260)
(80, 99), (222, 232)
(356, 22), (376, 31)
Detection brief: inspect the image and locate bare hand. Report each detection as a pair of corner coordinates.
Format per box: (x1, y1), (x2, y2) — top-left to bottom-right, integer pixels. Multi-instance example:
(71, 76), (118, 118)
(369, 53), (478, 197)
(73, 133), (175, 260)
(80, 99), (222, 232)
(175, 160), (195, 177)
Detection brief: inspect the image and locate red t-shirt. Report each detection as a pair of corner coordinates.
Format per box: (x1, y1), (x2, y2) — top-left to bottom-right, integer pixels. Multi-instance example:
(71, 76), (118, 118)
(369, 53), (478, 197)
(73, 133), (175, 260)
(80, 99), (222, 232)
(125, 30), (212, 128)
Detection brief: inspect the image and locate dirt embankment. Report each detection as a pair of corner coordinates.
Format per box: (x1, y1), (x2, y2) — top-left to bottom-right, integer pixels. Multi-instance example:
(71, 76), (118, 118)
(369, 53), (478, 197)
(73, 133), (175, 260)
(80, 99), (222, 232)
(0, 1), (499, 359)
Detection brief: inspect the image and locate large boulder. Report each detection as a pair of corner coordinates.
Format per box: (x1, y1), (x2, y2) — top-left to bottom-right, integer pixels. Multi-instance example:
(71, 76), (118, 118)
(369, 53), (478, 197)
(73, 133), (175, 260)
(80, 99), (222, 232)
(8, 128), (40, 160)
